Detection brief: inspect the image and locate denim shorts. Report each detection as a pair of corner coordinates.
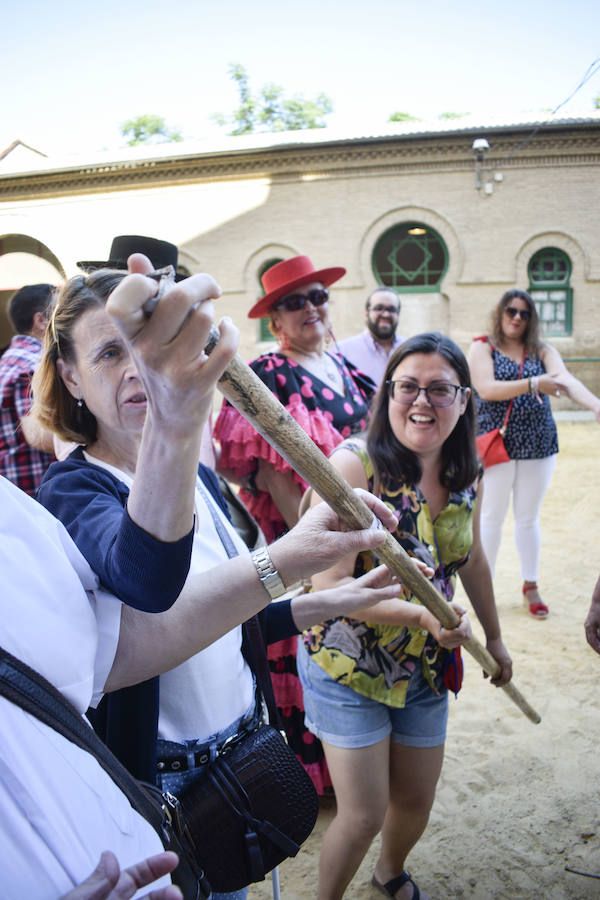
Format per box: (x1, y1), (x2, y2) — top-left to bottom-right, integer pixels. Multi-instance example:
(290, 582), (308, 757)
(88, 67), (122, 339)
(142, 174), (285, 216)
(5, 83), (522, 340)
(297, 640), (448, 749)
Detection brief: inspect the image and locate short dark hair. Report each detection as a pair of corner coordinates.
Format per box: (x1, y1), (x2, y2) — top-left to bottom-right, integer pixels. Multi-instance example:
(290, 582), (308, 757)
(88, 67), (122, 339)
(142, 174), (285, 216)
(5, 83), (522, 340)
(366, 286), (400, 311)
(31, 270), (126, 445)
(8, 283), (55, 334)
(491, 289), (542, 355)
(367, 332), (478, 492)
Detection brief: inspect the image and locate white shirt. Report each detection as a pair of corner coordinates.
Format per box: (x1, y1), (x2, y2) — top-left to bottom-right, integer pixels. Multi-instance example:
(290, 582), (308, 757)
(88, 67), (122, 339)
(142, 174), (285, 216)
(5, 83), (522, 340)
(0, 476), (167, 898)
(86, 455), (255, 742)
(337, 329), (404, 386)
(159, 479), (254, 740)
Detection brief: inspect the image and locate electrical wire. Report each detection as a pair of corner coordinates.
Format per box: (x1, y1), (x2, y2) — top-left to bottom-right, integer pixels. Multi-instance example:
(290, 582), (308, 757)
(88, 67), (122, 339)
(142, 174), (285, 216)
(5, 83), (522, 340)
(492, 55), (600, 169)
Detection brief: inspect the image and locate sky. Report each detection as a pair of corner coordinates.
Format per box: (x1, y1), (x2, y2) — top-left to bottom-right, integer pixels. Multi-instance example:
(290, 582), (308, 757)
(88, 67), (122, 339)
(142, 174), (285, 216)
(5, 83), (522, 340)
(2, 0), (600, 158)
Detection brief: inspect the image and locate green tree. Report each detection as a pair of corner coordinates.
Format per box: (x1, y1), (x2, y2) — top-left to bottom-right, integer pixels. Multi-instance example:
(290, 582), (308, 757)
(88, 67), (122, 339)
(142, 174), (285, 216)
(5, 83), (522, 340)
(388, 111), (420, 123)
(438, 111), (469, 120)
(120, 114), (183, 146)
(595, 95), (600, 109)
(214, 64), (333, 135)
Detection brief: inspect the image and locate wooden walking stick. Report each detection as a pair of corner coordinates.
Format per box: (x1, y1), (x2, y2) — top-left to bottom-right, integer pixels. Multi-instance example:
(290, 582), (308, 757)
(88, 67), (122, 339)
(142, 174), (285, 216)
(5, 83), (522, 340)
(206, 330), (541, 725)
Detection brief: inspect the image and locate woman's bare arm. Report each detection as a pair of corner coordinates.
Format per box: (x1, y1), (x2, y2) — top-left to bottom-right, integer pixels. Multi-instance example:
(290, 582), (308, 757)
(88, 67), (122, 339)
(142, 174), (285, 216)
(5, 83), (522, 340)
(104, 490), (398, 690)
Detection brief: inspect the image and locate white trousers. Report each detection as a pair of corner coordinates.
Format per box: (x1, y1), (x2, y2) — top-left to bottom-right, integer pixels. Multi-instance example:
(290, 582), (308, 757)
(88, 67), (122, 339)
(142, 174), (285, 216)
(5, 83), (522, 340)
(480, 455), (557, 581)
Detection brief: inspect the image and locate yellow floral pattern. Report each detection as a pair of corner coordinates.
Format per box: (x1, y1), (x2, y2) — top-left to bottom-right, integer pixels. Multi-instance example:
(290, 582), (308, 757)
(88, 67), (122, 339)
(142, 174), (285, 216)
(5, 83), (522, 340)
(302, 442), (478, 706)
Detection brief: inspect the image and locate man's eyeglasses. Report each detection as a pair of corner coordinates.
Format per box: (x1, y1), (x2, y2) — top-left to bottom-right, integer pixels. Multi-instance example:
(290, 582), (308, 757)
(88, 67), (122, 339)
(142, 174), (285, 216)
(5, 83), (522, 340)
(387, 380), (467, 407)
(369, 304), (399, 315)
(504, 306), (531, 321)
(274, 288), (329, 312)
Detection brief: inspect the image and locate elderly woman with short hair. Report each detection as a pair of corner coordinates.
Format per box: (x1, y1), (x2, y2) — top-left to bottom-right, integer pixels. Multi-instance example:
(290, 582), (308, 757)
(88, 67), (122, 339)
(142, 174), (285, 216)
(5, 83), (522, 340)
(32, 260), (404, 900)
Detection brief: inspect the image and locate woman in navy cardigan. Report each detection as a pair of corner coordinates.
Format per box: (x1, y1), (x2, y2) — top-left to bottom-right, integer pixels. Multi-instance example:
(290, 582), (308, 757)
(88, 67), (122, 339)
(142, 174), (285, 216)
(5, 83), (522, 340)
(33, 261), (403, 900)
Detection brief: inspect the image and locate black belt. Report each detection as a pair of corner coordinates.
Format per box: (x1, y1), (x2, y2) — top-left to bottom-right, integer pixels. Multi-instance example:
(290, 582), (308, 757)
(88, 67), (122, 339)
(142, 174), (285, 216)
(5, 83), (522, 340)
(156, 715), (261, 773)
(157, 747), (212, 772)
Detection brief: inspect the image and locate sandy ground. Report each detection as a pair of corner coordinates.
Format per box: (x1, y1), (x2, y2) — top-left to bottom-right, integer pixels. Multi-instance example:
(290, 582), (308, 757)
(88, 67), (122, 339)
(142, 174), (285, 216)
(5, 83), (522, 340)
(249, 419), (600, 900)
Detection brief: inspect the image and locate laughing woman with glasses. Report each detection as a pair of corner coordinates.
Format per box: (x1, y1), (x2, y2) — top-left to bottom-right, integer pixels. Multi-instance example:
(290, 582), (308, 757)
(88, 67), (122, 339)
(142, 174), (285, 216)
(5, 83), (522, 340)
(215, 255), (376, 794)
(468, 289), (600, 619)
(298, 332), (512, 900)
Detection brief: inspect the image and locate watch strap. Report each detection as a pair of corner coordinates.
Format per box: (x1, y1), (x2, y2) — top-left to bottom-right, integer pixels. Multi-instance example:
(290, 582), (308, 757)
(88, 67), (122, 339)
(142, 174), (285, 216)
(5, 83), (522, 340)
(251, 547), (286, 600)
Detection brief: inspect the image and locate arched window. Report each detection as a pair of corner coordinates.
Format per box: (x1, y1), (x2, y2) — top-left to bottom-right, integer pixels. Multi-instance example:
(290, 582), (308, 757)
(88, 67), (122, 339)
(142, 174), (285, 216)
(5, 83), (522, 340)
(372, 223), (448, 292)
(528, 247), (572, 336)
(257, 257), (283, 341)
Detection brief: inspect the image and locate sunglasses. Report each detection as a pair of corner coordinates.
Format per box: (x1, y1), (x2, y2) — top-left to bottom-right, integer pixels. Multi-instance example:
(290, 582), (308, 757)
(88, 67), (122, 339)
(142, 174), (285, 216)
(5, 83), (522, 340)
(274, 288), (329, 312)
(504, 306), (531, 321)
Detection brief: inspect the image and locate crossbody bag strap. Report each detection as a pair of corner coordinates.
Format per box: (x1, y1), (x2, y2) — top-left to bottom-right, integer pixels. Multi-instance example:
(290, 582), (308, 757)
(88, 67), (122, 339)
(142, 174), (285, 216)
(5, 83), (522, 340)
(196, 478), (281, 728)
(0, 645), (211, 899)
(242, 615), (280, 728)
(500, 345), (527, 436)
(500, 350), (527, 434)
(0, 646), (164, 826)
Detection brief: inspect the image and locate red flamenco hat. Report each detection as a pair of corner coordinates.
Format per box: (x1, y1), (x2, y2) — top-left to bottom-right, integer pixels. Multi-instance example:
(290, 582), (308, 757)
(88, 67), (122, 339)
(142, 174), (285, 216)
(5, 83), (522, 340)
(248, 255), (346, 319)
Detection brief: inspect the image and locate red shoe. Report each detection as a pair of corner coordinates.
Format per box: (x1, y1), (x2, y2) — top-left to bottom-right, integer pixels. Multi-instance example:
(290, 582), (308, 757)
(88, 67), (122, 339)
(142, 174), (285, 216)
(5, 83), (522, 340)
(523, 583), (548, 618)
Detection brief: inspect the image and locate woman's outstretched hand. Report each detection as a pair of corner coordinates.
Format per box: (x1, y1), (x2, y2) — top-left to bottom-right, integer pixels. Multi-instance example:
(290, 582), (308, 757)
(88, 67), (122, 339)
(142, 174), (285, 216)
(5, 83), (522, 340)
(271, 488), (398, 586)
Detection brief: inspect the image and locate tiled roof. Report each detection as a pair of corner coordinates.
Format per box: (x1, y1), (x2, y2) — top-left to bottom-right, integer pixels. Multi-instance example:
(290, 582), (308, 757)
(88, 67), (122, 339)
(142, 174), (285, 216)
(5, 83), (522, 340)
(1, 111), (599, 177)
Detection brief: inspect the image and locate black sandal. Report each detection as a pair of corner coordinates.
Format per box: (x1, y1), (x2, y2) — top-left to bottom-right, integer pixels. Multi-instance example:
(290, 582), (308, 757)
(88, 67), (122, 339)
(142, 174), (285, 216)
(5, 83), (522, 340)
(372, 870), (421, 899)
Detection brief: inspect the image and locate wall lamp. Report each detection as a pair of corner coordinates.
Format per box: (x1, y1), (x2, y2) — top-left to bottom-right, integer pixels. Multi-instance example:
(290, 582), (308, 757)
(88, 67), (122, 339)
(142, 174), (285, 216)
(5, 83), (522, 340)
(472, 137), (490, 190)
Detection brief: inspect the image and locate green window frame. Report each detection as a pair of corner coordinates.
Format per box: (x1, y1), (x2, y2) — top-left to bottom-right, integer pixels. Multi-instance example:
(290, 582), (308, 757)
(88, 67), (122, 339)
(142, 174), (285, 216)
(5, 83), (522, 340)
(257, 258), (283, 341)
(372, 223), (448, 293)
(528, 247), (572, 337)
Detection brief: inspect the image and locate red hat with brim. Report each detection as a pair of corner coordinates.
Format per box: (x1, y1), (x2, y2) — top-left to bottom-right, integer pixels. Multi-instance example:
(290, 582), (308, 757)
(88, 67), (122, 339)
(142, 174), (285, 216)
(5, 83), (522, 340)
(248, 255), (346, 319)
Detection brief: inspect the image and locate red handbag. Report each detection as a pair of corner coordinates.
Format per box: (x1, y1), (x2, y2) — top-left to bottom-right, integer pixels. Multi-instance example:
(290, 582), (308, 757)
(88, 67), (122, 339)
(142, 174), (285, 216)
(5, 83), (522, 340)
(476, 349), (526, 469)
(475, 427), (510, 468)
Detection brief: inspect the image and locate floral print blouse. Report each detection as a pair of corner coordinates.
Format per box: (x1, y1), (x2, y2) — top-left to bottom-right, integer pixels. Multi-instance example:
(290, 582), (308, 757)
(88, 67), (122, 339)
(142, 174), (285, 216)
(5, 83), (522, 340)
(303, 442), (479, 706)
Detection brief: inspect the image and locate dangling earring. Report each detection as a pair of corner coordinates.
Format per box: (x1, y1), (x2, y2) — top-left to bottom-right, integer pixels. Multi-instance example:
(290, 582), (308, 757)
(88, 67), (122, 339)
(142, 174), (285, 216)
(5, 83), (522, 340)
(76, 398), (84, 408)
(278, 331), (291, 352)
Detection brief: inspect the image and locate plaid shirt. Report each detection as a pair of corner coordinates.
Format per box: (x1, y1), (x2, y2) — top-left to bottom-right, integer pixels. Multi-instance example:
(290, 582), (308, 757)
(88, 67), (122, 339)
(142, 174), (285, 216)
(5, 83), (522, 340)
(0, 334), (55, 495)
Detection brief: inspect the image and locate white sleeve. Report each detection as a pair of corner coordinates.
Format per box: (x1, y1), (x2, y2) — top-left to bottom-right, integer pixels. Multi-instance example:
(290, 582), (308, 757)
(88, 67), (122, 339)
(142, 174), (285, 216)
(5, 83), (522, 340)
(87, 588), (123, 708)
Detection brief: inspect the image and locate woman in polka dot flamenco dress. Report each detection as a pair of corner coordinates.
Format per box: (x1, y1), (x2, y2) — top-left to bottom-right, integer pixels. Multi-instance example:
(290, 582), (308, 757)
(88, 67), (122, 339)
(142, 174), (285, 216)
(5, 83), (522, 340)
(215, 255), (375, 793)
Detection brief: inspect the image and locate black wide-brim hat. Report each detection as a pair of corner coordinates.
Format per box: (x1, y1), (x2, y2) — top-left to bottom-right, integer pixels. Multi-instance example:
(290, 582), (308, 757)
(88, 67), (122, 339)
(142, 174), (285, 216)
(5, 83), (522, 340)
(77, 235), (187, 281)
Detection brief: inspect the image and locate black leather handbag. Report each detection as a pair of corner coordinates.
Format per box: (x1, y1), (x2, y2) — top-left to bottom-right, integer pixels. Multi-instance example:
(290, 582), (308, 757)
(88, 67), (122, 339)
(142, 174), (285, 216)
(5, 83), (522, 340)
(0, 646), (210, 900)
(179, 721), (319, 892)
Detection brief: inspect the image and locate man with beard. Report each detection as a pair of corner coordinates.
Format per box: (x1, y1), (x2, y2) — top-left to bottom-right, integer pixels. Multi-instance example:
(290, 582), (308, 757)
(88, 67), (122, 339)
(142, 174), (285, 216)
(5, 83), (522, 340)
(338, 287), (404, 385)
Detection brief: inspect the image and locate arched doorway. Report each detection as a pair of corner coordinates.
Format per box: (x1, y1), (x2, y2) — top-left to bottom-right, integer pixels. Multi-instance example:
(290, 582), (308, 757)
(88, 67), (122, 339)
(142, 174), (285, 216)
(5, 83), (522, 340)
(0, 234), (66, 347)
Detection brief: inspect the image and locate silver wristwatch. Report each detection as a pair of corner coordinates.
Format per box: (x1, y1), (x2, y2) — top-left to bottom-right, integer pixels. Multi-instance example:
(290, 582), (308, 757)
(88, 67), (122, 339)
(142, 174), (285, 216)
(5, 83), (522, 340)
(251, 547), (286, 600)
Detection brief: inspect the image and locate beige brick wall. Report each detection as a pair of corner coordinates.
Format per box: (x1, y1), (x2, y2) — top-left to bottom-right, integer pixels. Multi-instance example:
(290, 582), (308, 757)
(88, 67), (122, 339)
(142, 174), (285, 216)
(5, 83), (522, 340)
(1, 123), (599, 393)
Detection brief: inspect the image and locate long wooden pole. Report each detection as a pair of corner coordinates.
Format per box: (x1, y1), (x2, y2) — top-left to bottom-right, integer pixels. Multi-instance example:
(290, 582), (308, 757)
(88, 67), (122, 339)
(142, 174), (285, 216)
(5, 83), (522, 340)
(208, 332), (541, 725)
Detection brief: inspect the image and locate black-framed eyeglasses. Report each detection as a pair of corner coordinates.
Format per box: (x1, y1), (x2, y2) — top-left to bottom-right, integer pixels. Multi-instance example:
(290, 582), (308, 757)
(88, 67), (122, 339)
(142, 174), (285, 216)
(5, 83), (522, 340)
(369, 304), (399, 315)
(274, 288), (329, 312)
(387, 379), (467, 407)
(504, 306), (531, 321)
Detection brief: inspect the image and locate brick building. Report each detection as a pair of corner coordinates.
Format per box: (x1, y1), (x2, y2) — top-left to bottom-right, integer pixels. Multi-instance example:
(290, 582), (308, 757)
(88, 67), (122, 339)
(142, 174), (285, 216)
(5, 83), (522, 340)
(1, 114), (599, 393)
